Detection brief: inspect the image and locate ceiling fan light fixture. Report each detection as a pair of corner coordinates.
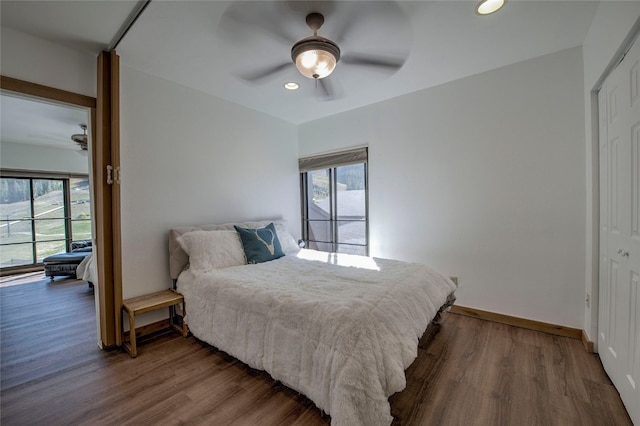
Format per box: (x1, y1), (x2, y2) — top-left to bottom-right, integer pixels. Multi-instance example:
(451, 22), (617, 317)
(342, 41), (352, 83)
(291, 37), (340, 80)
(475, 0), (506, 15)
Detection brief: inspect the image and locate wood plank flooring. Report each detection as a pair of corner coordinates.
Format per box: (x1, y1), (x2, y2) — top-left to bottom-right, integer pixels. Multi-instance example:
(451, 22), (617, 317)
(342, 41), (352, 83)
(0, 276), (632, 426)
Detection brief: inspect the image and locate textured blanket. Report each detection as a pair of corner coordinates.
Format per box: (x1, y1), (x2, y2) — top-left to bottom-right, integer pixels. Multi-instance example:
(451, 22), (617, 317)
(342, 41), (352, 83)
(177, 249), (456, 425)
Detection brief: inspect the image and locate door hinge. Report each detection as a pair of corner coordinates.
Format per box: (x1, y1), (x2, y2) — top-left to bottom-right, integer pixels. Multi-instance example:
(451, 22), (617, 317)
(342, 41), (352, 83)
(107, 165), (121, 185)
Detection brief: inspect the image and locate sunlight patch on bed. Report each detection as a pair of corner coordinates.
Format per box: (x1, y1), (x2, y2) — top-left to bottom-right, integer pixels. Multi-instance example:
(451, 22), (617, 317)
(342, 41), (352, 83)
(295, 249), (380, 270)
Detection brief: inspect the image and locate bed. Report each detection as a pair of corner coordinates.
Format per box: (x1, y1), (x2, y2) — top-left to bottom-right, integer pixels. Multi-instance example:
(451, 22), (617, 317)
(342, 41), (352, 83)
(76, 252), (96, 287)
(169, 220), (456, 426)
(42, 240), (92, 281)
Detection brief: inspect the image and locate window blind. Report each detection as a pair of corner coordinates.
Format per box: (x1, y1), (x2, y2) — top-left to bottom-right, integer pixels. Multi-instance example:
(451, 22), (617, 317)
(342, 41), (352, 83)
(298, 147), (367, 172)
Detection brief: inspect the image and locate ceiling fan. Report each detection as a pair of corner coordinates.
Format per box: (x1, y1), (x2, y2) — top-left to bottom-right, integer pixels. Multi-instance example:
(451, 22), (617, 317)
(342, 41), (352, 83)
(71, 124), (88, 151)
(223, 2), (409, 99)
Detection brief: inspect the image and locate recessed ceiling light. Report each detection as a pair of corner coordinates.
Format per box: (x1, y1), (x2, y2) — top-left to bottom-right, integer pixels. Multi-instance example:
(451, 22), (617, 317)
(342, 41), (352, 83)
(476, 0), (506, 15)
(284, 82), (300, 90)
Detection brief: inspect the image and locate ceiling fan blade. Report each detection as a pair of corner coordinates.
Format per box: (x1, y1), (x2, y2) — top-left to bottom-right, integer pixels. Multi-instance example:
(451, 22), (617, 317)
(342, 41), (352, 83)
(220, 4), (296, 46)
(317, 78), (334, 100)
(236, 62), (292, 83)
(317, 77), (345, 101)
(341, 53), (406, 70)
(329, 8), (356, 43)
(330, 1), (405, 43)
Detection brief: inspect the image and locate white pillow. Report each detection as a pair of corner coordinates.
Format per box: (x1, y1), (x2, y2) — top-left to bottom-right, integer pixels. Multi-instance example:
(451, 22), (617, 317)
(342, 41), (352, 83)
(176, 230), (246, 272)
(276, 228), (300, 255)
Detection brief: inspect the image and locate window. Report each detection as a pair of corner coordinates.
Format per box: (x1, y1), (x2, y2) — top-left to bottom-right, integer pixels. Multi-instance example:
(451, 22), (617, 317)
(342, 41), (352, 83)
(299, 148), (368, 255)
(69, 178), (92, 242)
(0, 174), (92, 270)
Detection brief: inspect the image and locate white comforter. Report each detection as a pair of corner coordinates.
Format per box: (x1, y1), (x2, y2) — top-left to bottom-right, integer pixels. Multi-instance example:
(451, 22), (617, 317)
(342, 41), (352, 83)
(76, 252), (95, 283)
(177, 249), (456, 425)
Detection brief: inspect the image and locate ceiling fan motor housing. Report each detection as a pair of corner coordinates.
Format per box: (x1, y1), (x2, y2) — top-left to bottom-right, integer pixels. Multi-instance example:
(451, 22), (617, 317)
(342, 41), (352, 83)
(305, 12), (325, 33)
(71, 123), (88, 150)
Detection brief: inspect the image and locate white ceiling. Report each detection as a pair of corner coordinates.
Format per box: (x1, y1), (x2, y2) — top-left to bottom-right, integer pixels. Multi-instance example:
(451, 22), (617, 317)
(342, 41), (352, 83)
(1, 0), (600, 145)
(117, 0), (599, 124)
(0, 94), (89, 151)
(0, 0), (140, 54)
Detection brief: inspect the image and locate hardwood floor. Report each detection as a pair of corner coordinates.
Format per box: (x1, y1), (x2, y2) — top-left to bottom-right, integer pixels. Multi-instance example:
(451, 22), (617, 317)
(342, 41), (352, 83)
(0, 275), (97, 390)
(1, 276), (632, 426)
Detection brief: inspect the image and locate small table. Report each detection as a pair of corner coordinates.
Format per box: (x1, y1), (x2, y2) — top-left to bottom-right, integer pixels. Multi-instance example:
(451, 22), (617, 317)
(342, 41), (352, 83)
(122, 289), (188, 358)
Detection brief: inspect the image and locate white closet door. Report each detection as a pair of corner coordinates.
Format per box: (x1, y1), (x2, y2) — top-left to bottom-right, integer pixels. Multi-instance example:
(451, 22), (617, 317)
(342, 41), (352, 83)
(598, 34), (640, 426)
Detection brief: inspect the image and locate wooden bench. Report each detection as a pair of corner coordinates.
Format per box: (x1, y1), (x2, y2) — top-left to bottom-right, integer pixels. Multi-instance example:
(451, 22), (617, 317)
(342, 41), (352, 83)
(121, 289), (188, 358)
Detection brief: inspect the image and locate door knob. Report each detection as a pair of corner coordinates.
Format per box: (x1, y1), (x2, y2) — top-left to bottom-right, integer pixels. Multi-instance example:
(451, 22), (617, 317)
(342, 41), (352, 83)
(617, 248), (630, 257)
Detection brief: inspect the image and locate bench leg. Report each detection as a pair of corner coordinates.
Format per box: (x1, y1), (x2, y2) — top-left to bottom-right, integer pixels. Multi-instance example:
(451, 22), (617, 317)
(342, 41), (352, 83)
(129, 311), (137, 357)
(122, 308), (137, 358)
(181, 300), (189, 337)
(169, 304), (189, 337)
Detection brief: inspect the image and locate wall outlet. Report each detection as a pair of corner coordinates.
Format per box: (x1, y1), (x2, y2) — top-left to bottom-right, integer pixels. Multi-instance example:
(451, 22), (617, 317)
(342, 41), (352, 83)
(586, 292), (590, 308)
(450, 276), (459, 287)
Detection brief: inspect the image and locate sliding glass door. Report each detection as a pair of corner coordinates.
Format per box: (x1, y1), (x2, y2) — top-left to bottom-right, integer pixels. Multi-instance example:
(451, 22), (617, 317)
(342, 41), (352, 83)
(0, 176), (91, 270)
(69, 178), (92, 242)
(32, 178), (67, 263)
(0, 178), (36, 267)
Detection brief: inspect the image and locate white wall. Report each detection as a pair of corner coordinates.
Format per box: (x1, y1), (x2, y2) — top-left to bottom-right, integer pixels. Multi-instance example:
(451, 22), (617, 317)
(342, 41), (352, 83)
(299, 47), (586, 328)
(119, 66), (300, 308)
(582, 5), (640, 347)
(0, 25), (92, 180)
(0, 27), (96, 97)
(0, 141), (89, 174)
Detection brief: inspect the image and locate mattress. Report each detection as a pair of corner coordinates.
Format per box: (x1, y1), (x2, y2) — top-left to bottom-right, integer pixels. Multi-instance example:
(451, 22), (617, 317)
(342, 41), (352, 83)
(177, 248), (456, 426)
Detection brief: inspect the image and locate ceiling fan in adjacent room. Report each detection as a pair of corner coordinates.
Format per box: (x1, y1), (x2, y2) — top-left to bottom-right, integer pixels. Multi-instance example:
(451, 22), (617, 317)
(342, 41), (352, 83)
(71, 124), (88, 151)
(220, 1), (411, 99)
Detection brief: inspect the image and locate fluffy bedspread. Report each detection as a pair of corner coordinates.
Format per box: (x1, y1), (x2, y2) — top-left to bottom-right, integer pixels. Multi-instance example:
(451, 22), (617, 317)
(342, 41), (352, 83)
(76, 252), (95, 283)
(177, 249), (456, 425)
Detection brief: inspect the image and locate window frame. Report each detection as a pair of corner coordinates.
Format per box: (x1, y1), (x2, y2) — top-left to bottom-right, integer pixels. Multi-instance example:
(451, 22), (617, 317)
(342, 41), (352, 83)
(299, 147), (369, 255)
(0, 170), (92, 273)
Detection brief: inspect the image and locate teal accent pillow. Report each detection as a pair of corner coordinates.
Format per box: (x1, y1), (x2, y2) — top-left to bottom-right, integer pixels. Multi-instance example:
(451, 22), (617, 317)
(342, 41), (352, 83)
(234, 223), (285, 264)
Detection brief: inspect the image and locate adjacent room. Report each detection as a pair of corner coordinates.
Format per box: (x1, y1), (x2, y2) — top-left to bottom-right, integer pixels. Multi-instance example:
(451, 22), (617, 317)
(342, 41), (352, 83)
(0, 91), (99, 396)
(0, 93), (95, 280)
(1, 1), (638, 425)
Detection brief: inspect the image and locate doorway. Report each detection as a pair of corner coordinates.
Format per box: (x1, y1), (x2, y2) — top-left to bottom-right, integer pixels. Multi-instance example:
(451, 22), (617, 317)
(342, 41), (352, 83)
(0, 91), (93, 274)
(0, 75), (119, 348)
